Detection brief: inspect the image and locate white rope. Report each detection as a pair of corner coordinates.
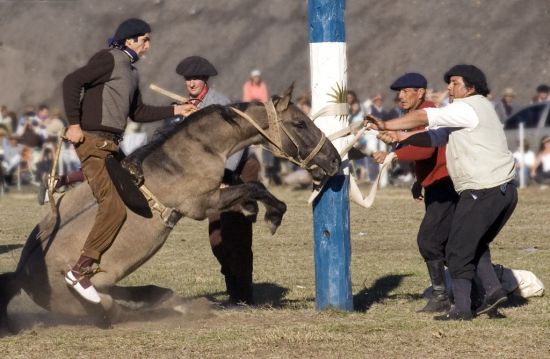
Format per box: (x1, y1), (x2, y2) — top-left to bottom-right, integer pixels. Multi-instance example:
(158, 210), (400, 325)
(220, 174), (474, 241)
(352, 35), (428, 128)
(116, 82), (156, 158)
(348, 152), (395, 208)
(307, 121), (380, 204)
(307, 152), (394, 207)
(310, 103), (349, 121)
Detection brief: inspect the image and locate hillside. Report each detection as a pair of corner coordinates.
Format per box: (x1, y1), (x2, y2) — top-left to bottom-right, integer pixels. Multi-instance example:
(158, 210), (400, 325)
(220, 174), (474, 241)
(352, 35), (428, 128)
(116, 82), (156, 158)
(1, 0), (549, 113)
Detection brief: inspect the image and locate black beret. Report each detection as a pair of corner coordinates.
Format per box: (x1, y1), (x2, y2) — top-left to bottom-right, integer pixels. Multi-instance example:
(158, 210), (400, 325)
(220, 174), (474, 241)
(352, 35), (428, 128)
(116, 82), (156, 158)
(444, 64), (486, 85)
(390, 72), (427, 90)
(176, 56), (218, 78)
(536, 84), (550, 93)
(444, 64), (490, 96)
(113, 18), (151, 42)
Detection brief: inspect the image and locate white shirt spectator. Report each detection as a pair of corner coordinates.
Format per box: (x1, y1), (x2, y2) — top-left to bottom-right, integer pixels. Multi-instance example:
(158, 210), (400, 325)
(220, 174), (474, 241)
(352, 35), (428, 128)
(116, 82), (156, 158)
(513, 150), (535, 169)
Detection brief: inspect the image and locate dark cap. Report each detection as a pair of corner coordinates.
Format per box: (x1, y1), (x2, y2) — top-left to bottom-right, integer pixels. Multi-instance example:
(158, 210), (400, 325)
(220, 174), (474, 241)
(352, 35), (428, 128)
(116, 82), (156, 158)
(112, 18), (151, 42)
(444, 64), (490, 96)
(536, 84), (550, 93)
(176, 56), (218, 78)
(390, 73), (427, 90)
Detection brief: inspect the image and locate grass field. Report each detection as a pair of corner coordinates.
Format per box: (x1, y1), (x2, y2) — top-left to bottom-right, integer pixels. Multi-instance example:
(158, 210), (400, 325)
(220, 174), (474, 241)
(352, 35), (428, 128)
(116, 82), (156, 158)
(0, 185), (549, 358)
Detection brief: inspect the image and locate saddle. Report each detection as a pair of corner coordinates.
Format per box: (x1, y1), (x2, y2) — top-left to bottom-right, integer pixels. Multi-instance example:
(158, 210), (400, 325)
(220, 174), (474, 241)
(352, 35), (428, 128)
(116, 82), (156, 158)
(105, 155), (152, 218)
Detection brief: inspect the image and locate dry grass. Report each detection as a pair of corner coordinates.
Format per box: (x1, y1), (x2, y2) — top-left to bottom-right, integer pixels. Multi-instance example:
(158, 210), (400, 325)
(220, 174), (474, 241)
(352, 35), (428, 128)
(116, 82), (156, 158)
(1, 185), (549, 358)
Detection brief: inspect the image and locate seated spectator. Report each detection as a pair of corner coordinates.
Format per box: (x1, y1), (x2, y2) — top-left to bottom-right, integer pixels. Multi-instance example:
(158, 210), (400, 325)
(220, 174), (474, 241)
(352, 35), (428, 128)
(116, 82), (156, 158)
(43, 108), (66, 140)
(0, 105), (12, 133)
(16, 110), (45, 148)
(512, 141), (535, 185)
(494, 87), (517, 123)
(532, 84), (550, 104)
(531, 136), (550, 185)
(242, 69), (269, 102)
(1, 135), (23, 186)
(368, 93), (387, 120)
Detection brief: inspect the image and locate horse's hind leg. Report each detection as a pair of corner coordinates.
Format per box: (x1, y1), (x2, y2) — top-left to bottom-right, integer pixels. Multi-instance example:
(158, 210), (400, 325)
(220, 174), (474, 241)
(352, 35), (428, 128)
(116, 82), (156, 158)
(0, 272), (21, 336)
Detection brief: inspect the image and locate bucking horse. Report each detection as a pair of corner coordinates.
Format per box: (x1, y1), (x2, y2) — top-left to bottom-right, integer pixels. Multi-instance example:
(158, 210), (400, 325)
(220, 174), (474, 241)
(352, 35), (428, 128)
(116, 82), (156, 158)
(0, 85), (340, 334)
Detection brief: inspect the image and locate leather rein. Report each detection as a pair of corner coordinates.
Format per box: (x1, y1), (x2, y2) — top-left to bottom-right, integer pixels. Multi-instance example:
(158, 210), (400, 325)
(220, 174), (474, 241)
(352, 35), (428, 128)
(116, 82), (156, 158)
(229, 101), (327, 170)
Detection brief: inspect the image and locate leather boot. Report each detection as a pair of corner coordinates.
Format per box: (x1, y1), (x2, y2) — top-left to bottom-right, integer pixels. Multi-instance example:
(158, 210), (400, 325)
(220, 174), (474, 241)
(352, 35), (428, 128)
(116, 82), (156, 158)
(418, 260), (451, 313)
(225, 274), (253, 305)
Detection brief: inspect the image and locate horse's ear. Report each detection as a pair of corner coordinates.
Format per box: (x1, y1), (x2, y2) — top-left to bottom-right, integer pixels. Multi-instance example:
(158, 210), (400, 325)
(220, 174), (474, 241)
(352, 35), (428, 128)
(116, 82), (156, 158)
(274, 82), (294, 111)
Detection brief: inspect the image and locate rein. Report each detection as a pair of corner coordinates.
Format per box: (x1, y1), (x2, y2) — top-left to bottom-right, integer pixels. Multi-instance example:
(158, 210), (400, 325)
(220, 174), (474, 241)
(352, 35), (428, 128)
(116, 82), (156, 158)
(229, 101), (327, 170)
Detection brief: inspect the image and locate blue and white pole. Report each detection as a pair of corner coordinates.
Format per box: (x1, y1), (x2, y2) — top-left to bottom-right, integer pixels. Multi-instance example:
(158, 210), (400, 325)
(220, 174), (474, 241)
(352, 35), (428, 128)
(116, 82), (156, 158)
(308, 0), (352, 311)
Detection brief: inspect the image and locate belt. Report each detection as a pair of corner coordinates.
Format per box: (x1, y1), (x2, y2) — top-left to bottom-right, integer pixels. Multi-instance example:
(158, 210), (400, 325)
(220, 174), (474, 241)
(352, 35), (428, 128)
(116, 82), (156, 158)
(85, 130), (123, 145)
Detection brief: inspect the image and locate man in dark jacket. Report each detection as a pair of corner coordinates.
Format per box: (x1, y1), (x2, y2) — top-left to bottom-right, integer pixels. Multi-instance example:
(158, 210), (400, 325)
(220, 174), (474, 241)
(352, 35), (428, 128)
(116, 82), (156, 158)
(63, 18), (196, 303)
(175, 56), (260, 305)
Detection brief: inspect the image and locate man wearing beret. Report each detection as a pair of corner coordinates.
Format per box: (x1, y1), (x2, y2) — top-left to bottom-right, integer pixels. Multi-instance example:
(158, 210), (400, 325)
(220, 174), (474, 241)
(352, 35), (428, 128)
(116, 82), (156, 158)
(63, 18), (196, 303)
(367, 65), (517, 321)
(175, 56), (260, 305)
(372, 73), (458, 313)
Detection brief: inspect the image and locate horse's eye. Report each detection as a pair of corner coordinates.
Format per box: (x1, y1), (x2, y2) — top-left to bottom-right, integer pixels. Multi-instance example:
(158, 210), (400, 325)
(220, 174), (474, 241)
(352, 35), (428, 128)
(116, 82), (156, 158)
(293, 120), (306, 129)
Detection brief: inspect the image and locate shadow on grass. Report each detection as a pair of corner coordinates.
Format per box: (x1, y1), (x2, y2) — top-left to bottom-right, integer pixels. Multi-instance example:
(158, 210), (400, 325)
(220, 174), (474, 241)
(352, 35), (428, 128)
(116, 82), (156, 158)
(0, 243), (24, 255)
(203, 282), (291, 308)
(353, 274), (411, 312)
(253, 282), (290, 307)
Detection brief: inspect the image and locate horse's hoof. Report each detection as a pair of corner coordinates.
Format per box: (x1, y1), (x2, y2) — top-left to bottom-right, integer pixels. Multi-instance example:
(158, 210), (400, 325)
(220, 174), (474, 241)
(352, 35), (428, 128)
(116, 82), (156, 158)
(265, 219), (279, 235)
(93, 314), (113, 329)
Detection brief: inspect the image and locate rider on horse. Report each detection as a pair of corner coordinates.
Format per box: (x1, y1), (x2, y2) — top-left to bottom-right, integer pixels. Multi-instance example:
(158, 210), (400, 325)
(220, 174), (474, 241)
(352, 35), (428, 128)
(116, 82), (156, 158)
(62, 18), (196, 303)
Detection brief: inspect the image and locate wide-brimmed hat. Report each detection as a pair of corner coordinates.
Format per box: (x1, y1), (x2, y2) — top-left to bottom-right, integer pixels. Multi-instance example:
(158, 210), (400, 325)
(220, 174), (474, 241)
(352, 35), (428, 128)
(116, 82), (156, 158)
(502, 87), (515, 97)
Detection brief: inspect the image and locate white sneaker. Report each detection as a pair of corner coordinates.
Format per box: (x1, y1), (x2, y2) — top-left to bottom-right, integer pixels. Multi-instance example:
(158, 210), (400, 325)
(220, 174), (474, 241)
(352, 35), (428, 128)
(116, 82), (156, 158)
(65, 270), (101, 304)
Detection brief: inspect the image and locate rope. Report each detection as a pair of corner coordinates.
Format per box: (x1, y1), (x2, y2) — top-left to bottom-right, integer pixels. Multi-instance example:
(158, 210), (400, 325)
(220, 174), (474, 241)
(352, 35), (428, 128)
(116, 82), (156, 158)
(307, 152), (395, 207)
(306, 119), (393, 208)
(348, 152), (395, 208)
(229, 102), (327, 170)
(47, 130), (65, 216)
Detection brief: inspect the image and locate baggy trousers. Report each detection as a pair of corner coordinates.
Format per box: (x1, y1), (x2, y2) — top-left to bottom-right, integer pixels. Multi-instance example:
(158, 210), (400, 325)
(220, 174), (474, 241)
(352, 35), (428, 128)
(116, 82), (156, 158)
(208, 157), (260, 278)
(446, 182), (518, 280)
(75, 132), (127, 261)
(417, 178), (459, 262)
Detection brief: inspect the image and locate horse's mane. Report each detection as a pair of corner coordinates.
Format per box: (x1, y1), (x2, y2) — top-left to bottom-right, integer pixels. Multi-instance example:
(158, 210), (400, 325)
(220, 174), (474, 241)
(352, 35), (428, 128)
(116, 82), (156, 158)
(127, 102), (254, 163)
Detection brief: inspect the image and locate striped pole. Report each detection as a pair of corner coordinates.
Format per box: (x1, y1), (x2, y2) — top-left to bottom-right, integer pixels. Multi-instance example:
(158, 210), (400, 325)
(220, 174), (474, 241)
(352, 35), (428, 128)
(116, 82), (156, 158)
(308, 0), (353, 311)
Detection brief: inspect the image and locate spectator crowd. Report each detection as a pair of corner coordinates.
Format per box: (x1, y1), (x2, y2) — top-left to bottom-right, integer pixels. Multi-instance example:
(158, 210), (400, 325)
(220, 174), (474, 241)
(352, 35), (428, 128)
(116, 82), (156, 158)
(2, 74), (550, 197)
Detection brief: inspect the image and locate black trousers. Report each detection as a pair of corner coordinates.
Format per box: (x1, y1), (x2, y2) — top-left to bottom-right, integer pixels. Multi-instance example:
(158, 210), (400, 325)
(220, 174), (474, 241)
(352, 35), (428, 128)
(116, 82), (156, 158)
(208, 157), (260, 278)
(417, 178), (459, 262)
(446, 182), (518, 280)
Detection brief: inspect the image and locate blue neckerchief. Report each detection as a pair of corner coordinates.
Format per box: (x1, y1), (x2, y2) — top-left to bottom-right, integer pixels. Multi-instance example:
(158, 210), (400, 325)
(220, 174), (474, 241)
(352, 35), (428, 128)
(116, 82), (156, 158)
(107, 38), (139, 63)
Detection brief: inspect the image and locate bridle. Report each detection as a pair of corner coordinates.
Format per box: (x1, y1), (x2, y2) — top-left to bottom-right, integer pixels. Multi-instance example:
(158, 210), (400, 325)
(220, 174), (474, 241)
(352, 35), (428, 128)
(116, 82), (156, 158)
(229, 100), (327, 170)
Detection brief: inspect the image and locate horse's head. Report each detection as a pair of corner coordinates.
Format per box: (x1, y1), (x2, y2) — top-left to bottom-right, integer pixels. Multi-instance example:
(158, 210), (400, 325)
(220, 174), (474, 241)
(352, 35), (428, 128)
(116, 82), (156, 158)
(270, 85), (341, 183)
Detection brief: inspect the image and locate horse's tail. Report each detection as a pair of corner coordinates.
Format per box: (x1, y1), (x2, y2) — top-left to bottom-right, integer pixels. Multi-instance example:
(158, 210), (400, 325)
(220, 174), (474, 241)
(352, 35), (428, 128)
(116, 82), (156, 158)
(0, 271), (20, 335)
(14, 212), (60, 276)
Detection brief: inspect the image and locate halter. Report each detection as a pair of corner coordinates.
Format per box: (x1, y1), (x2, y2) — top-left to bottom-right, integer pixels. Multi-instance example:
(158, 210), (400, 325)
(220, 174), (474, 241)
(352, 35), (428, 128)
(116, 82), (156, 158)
(229, 101), (327, 170)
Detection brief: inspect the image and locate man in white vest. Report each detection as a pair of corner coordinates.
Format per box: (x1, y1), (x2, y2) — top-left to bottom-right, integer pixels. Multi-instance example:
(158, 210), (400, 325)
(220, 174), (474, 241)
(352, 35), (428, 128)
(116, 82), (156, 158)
(366, 64), (517, 321)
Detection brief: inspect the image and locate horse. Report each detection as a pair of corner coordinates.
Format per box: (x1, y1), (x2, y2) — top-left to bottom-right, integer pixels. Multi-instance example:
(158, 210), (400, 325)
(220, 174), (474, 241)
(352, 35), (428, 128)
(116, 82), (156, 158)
(0, 85), (340, 334)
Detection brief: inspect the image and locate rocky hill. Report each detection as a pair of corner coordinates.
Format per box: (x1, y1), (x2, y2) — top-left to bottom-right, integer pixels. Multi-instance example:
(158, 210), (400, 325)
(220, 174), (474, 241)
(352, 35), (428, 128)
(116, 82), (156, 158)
(1, 0), (549, 113)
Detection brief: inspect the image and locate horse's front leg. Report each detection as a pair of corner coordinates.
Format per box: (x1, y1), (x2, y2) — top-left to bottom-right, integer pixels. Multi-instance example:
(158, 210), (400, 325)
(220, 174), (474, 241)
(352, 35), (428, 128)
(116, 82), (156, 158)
(216, 182), (287, 234)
